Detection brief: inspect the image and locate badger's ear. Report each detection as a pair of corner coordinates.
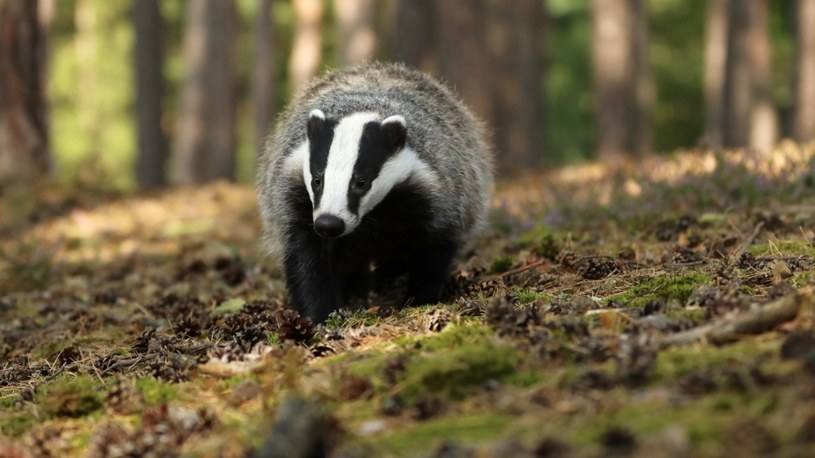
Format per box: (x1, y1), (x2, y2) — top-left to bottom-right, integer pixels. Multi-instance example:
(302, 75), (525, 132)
(307, 109), (326, 141)
(381, 115), (407, 151)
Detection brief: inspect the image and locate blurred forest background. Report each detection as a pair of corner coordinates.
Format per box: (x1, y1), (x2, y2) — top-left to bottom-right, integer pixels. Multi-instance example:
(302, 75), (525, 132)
(1, 0), (814, 191)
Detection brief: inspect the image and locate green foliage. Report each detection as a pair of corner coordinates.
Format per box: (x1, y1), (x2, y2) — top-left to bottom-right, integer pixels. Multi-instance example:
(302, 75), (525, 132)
(50, 0), (135, 190)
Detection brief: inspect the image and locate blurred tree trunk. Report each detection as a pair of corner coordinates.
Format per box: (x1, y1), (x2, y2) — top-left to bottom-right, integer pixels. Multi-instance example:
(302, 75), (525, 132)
(704, 0), (729, 149)
(435, 1), (493, 142)
(0, 0), (50, 181)
(134, 0), (165, 189)
(392, 0), (436, 72)
(629, 0), (651, 156)
(592, 0), (633, 160)
(792, 0), (815, 142)
(173, 0), (237, 185)
(747, 0), (777, 152)
(252, 0), (276, 153)
(289, 0), (323, 93)
(486, 0), (546, 171)
(722, 0), (751, 148)
(334, 0), (376, 65)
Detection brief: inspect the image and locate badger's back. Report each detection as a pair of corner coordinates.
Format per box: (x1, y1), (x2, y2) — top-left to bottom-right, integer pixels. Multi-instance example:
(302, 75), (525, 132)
(258, 62), (492, 257)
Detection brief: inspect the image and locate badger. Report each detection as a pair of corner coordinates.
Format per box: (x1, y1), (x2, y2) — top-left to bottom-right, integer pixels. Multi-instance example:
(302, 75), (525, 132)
(257, 62), (492, 323)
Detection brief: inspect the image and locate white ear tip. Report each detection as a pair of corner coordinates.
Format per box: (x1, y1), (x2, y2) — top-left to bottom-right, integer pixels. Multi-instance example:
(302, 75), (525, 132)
(382, 115), (406, 127)
(309, 109), (326, 120)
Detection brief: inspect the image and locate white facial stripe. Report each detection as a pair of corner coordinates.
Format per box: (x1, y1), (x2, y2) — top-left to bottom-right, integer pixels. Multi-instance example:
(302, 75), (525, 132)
(359, 147), (440, 217)
(315, 112), (380, 230)
(283, 141), (314, 202)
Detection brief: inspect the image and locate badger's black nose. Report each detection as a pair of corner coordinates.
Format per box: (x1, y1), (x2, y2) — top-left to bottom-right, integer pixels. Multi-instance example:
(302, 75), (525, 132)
(314, 215), (345, 239)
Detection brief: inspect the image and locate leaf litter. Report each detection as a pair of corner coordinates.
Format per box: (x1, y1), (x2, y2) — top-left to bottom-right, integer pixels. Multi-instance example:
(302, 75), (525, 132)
(1, 144), (815, 456)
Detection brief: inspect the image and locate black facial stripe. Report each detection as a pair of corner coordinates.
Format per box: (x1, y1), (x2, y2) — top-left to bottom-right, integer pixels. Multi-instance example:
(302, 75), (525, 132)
(308, 118), (338, 209)
(347, 121), (401, 215)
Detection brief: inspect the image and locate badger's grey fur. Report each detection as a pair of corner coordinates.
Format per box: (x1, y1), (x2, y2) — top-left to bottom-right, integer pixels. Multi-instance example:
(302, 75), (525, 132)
(257, 62), (492, 323)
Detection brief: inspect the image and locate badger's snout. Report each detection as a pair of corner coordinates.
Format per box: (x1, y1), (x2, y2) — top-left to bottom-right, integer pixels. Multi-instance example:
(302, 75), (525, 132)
(314, 214), (345, 239)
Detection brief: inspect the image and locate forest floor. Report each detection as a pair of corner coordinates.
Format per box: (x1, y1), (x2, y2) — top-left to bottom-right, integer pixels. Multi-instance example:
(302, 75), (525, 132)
(2, 143), (815, 457)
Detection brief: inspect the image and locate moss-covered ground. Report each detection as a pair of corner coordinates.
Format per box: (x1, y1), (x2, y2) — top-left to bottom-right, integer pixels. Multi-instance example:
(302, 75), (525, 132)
(2, 144), (815, 457)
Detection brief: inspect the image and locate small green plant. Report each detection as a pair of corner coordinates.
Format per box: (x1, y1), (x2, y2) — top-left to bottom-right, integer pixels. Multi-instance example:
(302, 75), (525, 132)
(489, 256), (514, 274)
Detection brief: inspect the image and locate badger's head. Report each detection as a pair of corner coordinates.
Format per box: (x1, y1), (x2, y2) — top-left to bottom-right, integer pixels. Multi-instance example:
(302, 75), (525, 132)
(299, 109), (435, 239)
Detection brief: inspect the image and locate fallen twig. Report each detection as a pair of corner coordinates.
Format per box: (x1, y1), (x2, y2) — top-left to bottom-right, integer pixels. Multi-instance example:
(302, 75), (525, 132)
(660, 290), (810, 348)
(486, 259), (548, 282)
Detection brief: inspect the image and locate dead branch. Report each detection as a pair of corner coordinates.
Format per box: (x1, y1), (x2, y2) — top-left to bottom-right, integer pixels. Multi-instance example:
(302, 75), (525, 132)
(660, 290), (810, 348)
(486, 259), (547, 282)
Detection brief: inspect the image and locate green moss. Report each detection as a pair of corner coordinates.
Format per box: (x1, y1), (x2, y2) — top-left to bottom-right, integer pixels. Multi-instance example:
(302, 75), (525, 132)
(32, 338), (72, 361)
(367, 413), (514, 453)
(135, 377), (179, 404)
(665, 307), (707, 325)
(37, 374), (103, 418)
(792, 271), (815, 288)
(610, 273), (712, 308)
(398, 336), (521, 402)
(489, 256), (514, 274)
(267, 332), (281, 346)
(653, 339), (778, 381)
(749, 240), (815, 257)
(515, 288), (551, 304)
(0, 413), (36, 437)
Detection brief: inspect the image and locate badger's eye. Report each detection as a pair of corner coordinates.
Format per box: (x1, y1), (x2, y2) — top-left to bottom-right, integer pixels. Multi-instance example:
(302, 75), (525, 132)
(353, 176), (366, 189)
(312, 175), (322, 187)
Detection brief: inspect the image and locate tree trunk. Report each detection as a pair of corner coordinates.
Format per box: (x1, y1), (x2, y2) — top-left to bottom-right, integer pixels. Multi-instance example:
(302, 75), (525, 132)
(486, 0), (546, 171)
(134, 0), (166, 188)
(435, 1), (493, 135)
(252, 0), (276, 153)
(392, 0), (436, 72)
(792, 0), (815, 142)
(747, 0), (777, 152)
(704, 0), (729, 149)
(334, 0), (376, 65)
(0, 0), (50, 181)
(592, 0), (633, 160)
(172, 0), (237, 185)
(629, 0), (651, 156)
(289, 0), (323, 93)
(723, 0), (751, 148)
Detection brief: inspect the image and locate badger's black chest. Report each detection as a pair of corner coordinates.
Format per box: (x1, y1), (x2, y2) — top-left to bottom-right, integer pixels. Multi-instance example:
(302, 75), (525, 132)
(282, 181), (457, 322)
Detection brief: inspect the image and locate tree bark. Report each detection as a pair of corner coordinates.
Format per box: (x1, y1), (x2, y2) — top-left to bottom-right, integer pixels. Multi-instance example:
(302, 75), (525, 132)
(252, 0), (276, 153)
(289, 0), (323, 93)
(392, 0), (436, 71)
(435, 1), (493, 137)
(334, 0), (376, 65)
(792, 0), (815, 142)
(134, 0), (166, 188)
(485, 0), (546, 171)
(722, 0), (752, 148)
(704, 0), (729, 149)
(747, 0), (777, 152)
(629, 0), (651, 156)
(592, 0), (633, 160)
(0, 0), (50, 181)
(172, 0), (237, 184)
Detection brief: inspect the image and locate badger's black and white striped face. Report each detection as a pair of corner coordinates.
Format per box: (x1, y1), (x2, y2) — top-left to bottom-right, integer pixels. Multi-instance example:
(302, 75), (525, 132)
(292, 109), (437, 239)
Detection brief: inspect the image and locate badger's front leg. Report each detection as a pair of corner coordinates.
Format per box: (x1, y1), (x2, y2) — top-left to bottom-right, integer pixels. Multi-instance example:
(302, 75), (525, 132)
(405, 238), (457, 306)
(282, 230), (337, 323)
